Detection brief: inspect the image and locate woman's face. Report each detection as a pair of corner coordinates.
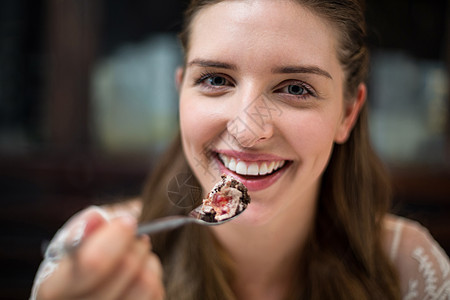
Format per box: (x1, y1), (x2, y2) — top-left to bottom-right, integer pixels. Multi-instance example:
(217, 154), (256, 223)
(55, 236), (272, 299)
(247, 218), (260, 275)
(178, 0), (363, 225)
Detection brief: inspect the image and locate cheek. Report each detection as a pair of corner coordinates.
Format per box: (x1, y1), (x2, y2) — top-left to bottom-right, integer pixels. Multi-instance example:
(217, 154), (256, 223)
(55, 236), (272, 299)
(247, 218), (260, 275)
(281, 111), (340, 157)
(180, 95), (223, 150)
(180, 97), (203, 158)
(179, 91), (230, 177)
(179, 94), (228, 191)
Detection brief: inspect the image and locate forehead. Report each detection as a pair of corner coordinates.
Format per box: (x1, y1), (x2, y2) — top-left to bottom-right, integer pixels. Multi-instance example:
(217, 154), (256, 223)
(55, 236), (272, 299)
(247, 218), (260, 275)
(187, 0), (340, 72)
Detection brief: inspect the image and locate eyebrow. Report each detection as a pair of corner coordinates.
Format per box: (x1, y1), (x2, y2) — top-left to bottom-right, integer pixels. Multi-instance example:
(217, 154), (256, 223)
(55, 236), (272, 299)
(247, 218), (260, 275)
(188, 59), (332, 80)
(272, 65), (333, 79)
(188, 59), (237, 70)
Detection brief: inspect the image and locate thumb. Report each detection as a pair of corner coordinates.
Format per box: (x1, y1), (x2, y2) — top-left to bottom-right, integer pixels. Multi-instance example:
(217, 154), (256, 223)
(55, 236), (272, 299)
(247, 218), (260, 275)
(63, 206), (110, 251)
(79, 206), (111, 239)
(45, 206), (110, 260)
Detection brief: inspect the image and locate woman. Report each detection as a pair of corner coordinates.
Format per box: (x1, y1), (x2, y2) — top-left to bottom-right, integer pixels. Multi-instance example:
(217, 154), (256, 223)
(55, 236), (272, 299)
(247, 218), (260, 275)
(32, 0), (450, 299)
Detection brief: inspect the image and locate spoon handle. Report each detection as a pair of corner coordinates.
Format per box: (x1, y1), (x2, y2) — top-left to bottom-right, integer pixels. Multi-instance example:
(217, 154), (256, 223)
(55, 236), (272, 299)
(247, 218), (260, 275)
(136, 216), (197, 236)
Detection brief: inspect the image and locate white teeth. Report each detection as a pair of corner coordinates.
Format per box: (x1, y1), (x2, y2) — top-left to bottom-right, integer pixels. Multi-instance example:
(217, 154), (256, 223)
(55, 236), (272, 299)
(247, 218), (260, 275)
(235, 161), (247, 175)
(219, 153), (229, 166)
(259, 163), (268, 175)
(228, 158), (237, 171)
(247, 163), (259, 175)
(273, 161), (280, 170)
(218, 153), (286, 176)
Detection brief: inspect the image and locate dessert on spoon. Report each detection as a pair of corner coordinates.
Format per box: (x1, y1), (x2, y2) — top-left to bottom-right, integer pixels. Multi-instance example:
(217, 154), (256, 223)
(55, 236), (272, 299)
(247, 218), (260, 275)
(137, 174), (250, 235)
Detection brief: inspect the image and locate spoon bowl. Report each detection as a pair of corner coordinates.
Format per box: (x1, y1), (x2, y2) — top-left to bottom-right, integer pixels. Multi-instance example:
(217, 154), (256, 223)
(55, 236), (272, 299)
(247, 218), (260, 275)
(136, 203), (246, 236)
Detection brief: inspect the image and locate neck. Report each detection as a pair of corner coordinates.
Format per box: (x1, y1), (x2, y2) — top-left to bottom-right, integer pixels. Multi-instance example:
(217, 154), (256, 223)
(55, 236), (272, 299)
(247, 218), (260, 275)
(212, 186), (317, 300)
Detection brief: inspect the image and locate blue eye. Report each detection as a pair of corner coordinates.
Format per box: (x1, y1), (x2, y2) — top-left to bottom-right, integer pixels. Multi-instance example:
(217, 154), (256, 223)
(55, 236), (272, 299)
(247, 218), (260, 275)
(276, 80), (316, 98)
(287, 84), (306, 95)
(193, 71), (235, 96)
(208, 76), (227, 86)
(194, 72), (234, 94)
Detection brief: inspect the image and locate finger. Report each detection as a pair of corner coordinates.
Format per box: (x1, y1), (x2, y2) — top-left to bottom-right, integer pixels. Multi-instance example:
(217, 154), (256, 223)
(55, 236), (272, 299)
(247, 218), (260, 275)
(35, 207), (111, 300)
(45, 216), (137, 297)
(68, 209), (109, 252)
(92, 235), (150, 300)
(146, 251), (164, 280)
(44, 206), (109, 261)
(81, 206), (111, 238)
(74, 216), (138, 291)
(121, 254), (165, 300)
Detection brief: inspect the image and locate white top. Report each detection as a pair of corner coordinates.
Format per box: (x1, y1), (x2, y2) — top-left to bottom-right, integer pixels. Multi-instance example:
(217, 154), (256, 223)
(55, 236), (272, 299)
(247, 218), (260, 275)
(30, 204), (450, 300)
(383, 215), (450, 299)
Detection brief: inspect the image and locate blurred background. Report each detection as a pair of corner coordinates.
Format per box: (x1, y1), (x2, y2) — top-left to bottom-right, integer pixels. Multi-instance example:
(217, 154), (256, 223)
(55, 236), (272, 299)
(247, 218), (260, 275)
(0, 0), (449, 298)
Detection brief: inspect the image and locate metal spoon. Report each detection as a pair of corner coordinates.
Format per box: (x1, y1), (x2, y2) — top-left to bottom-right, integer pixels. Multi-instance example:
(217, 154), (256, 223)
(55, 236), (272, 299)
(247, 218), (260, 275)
(136, 204), (246, 236)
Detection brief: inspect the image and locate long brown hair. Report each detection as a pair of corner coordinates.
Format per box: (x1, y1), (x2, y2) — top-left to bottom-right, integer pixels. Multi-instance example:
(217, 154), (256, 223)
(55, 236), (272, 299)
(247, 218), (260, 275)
(140, 0), (401, 299)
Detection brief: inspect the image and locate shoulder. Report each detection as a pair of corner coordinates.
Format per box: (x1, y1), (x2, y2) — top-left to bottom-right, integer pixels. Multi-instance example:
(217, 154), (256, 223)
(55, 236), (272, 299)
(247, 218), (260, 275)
(382, 214), (450, 299)
(382, 215), (447, 262)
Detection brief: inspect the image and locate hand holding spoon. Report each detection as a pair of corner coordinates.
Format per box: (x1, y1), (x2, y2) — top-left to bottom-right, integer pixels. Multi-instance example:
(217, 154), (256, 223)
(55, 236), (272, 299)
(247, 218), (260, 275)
(44, 174), (249, 260)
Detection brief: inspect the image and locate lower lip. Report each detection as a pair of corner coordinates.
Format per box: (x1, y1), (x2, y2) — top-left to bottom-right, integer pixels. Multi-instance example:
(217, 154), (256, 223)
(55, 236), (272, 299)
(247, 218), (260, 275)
(215, 157), (289, 191)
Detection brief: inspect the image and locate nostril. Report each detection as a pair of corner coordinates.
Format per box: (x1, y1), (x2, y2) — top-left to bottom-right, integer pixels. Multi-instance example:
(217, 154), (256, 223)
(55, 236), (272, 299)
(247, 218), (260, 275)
(226, 118), (272, 148)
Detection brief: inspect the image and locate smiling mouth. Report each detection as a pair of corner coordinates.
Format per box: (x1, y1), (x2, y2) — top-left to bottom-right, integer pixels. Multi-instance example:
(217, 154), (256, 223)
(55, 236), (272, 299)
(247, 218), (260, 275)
(216, 152), (289, 177)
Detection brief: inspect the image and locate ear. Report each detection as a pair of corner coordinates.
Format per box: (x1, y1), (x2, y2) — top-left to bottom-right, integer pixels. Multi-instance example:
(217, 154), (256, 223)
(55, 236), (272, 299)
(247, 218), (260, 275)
(334, 83), (366, 144)
(175, 67), (184, 91)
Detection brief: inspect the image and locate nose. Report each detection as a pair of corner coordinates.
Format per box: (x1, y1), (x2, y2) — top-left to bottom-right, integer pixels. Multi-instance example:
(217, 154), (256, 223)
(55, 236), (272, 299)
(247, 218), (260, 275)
(226, 93), (277, 148)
